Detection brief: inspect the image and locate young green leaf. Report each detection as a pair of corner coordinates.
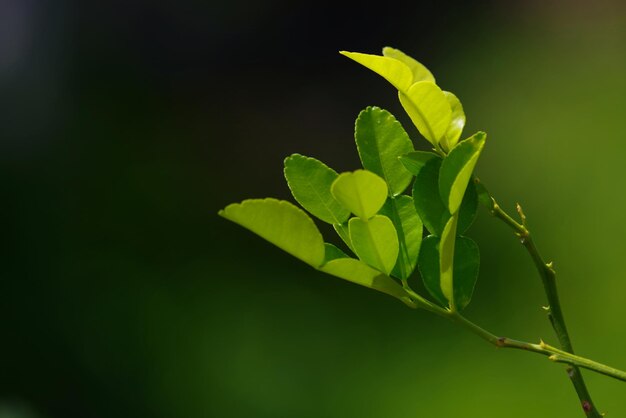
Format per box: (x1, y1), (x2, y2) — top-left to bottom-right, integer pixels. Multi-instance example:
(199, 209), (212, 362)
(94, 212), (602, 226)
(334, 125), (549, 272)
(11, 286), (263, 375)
(380, 196), (423, 279)
(324, 243), (349, 264)
(439, 214), (459, 309)
(398, 81), (452, 147)
(355, 107), (414, 196)
(439, 132), (486, 214)
(349, 215), (399, 276)
(382, 46), (435, 84)
(320, 258), (415, 307)
(339, 51), (413, 93)
(399, 151), (439, 176)
(442, 91), (466, 151)
(284, 154), (350, 224)
(412, 156), (449, 236)
(219, 198), (325, 267)
(418, 235), (480, 310)
(331, 170), (388, 220)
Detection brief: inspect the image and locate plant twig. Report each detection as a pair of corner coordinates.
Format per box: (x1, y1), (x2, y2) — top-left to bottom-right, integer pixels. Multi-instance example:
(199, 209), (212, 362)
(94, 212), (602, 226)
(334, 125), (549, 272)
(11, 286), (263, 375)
(485, 190), (603, 417)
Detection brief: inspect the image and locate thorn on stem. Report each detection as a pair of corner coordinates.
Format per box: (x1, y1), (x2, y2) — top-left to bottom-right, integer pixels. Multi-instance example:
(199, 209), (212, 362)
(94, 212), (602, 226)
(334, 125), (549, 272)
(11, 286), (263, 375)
(516, 202), (527, 226)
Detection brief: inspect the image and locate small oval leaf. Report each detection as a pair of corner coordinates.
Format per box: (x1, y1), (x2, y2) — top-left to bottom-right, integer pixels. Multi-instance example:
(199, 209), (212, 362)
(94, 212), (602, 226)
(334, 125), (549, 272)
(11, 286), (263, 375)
(382, 46), (435, 84)
(398, 81), (452, 147)
(331, 170), (388, 220)
(320, 258), (415, 307)
(340, 51), (413, 93)
(219, 199), (325, 267)
(349, 215), (399, 275)
(380, 196), (423, 279)
(442, 91), (466, 151)
(284, 154), (350, 224)
(439, 132), (486, 214)
(355, 107), (414, 196)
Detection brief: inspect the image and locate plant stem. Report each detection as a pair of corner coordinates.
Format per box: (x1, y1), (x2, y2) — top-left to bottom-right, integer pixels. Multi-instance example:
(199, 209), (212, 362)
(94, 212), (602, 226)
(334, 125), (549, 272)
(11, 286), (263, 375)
(487, 193), (603, 417)
(446, 312), (626, 382)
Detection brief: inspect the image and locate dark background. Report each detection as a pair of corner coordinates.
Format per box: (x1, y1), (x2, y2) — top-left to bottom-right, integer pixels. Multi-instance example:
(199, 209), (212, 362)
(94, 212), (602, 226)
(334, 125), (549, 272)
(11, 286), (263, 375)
(2, 1), (626, 417)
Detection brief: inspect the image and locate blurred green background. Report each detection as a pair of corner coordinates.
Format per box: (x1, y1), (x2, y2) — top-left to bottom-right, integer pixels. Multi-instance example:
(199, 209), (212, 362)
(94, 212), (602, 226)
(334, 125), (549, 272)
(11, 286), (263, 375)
(2, 1), (626, 417)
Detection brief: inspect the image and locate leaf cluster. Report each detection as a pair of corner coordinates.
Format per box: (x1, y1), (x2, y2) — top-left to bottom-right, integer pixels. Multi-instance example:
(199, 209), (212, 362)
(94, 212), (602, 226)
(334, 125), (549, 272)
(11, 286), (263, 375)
(220, 47), (489, 312)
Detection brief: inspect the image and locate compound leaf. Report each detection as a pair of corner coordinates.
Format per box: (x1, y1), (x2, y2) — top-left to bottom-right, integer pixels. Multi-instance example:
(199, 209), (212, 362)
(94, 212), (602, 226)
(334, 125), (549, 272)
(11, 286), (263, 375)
(380, 196), (423, 279)
(382, 46), (435, 83)
(439, 132), (486, 214)
(219, 198), (325, 267)
(355, 107), (414, 196)
(331, 170), (388, 220)
(349, 215), (399, 276)
(340, 51), (413, 92)
(284, 154), (350, 224)
(399, 81), (452, 147)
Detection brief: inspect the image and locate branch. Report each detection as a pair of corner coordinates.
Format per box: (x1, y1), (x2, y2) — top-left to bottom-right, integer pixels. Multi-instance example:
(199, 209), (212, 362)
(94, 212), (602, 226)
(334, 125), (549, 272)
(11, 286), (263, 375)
(478, 179), (603, 417)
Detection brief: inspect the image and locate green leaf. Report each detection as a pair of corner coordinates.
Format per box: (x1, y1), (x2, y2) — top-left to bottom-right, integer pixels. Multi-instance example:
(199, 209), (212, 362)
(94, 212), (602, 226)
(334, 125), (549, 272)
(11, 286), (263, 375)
(453, 236), (480, 310)
(331, 170), (388, 220)
(412, 156), (449, 236)
(323, 243), (349, 264)
(439, 132), (486, 214)
(398, 81), (452, 147)
(458, 179), (478, 234)
(284, 154), (350, 224)
(442, 91), (466, 151)
(355, 107), (414, 196)
(320, 258), (415, 307)
(411, 155), (478, 236)
(339, 50), (413, 93)
(418, 235), (447, 307)
(418, 235), (480, 310)
(439, 214), (459, 309)
(219, 198), (325, 267)
(398, 151), (439, 176)
(349, 215), (399, 275)
(380, 196), (423, 279)
(382, 46), (435, 84)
